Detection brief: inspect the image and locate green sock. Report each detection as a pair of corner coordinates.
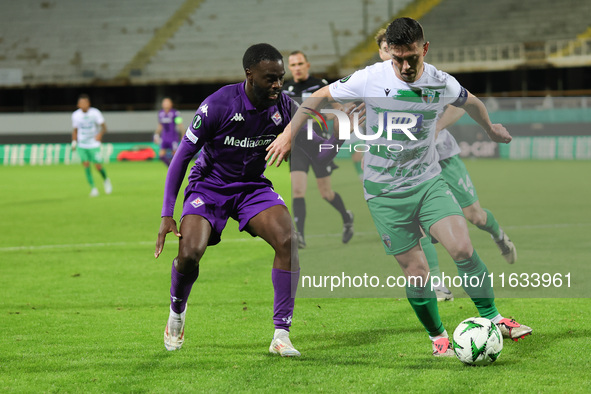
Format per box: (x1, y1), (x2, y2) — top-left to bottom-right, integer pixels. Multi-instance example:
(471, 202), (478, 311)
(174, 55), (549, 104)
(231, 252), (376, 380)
(98, 168), (107, 180)
(476, 208), (501, 240)
(353, 160), (362, 175)
(454, 249), (499, 319)
(420, 236), (441, 280)
(406, 282), (444, 337)
(84, 167), (94, 187)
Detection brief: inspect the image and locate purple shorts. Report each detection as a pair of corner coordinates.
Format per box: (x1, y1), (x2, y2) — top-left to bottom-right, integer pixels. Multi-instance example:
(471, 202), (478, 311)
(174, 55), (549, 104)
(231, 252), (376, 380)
(161, 139), (179, 151)
(182, 180), (286, 245)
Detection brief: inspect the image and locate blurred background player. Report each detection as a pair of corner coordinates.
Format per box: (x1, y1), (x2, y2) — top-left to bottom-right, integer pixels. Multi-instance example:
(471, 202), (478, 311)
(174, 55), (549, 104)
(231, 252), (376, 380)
(435, 105), (517, 265)
(71, 94), (112, 197)
(283, 50), (354, 249)
(155, 44), (300, 356)
(424, 105), (518, 301)
(154, 97), (183, 167)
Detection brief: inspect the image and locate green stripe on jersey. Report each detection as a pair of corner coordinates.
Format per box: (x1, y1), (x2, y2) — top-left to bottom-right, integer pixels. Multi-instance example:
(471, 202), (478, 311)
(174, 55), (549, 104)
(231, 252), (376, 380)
(372, 107), (439, 120)
(393, 89), (442, 103)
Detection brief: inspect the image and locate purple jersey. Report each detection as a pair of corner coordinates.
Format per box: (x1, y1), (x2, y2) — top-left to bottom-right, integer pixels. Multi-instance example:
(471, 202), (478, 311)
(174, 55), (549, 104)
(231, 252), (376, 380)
(186, 82), (292, 184)
(158, 108), (181, 143)
(161, 82), (292, 217)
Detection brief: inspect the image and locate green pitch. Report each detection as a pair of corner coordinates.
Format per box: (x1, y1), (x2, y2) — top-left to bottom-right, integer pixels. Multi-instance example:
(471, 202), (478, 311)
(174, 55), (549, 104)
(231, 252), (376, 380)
(1, 160), (589, 392)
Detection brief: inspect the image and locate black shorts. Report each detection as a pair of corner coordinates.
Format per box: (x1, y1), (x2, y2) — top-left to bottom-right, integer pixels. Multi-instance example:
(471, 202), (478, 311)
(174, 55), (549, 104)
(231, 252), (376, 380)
(289, 145), (338, 178)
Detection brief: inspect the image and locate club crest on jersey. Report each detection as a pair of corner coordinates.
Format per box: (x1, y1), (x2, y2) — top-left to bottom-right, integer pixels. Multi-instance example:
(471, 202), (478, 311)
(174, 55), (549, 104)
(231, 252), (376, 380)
(421, 88), (436, 104)
(190, 197), (204, 208)
(271, 111), (282, 126)
(381, 234), (392, 249)
(192, 114), (202, 129)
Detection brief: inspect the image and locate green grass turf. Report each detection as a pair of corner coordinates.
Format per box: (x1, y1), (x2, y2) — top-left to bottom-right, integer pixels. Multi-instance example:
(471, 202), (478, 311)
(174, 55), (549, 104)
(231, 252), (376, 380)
(0, 159), (590, 392)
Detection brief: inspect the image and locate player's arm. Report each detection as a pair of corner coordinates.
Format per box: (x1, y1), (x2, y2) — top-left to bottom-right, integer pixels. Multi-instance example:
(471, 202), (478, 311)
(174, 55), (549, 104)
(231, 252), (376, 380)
(311, 102), (366, 164)
(155, 136), (203, 258)
(71, 128), (78, 150)
(266, 85), (334, 166)
(95, 123), (107, 142)
(460, 91), (511, 143)
(154, 123), (162, 144)
(175, 113), (184, 136)
(436, 105), (465, 133)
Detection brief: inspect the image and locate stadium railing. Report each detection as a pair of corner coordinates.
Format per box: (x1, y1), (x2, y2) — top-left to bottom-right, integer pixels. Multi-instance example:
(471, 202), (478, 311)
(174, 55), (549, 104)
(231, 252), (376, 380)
(428, 37), (591, 73)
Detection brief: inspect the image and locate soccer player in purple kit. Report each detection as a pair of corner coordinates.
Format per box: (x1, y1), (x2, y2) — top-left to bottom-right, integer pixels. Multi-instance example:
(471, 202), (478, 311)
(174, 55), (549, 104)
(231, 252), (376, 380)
(154, 44), (302, 356)
(154, 97), (183, 166)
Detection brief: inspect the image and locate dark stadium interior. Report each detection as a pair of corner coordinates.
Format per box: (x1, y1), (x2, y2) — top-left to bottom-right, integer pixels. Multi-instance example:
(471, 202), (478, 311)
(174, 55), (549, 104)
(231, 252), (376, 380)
(1, 66), (590, 113)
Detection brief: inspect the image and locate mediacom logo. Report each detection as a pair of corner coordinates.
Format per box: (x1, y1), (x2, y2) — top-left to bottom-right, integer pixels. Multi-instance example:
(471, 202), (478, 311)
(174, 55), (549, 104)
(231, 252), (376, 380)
(304, 107), (418, 153)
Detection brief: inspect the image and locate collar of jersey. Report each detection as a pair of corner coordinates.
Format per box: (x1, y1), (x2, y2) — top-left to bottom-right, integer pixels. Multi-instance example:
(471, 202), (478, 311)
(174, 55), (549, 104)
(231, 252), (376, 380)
(240, 81), (257, 111)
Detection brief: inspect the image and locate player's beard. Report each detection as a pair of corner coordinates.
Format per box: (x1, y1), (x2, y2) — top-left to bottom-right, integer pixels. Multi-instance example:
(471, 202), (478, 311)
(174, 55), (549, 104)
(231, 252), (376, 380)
(253, 82), (280, 108)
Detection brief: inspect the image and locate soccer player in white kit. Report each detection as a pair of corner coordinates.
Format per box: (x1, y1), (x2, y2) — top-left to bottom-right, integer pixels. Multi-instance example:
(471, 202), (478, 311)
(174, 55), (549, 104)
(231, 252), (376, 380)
(267, 17), (532, 356)
(373, 35), (518, 303)
(71, 94), (112, 197)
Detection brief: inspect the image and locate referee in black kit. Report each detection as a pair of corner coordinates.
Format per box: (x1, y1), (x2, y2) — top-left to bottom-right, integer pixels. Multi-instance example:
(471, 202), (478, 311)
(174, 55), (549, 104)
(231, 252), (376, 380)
(283, 50), (354, 249)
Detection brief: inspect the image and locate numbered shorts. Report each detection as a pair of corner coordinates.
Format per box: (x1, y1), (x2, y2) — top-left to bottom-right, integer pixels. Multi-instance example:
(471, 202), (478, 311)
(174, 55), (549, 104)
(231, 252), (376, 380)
(439, 155), (479, 208)
(181, 180), (286, 246)
(77, 147), (103, 163)
(367, 176), (463, 255)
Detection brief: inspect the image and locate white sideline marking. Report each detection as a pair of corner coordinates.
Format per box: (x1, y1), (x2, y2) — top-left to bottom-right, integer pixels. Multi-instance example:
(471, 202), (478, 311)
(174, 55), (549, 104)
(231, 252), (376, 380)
(1, 222), (589, 252)
(0, 238), (256, 252)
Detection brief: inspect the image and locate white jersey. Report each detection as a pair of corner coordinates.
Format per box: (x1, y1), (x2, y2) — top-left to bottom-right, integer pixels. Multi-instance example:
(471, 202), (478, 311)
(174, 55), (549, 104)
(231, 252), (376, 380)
(72, 107), (105, 149)
(436, 128), (461, 161)
(329, 61), (467, 199)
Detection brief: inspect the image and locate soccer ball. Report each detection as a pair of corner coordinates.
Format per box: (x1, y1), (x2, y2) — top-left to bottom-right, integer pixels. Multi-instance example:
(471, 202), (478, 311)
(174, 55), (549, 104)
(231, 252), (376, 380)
(452, 317), (503, 366)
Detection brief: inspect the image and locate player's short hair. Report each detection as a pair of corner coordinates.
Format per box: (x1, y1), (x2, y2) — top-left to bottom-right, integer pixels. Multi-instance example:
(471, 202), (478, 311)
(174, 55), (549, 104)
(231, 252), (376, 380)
(375, 28), (387, 47)
(289, 50), (308, 62)
(242, 43), (283, 70)
(385, 17), (424, 46)
(78, 93), (90, 101)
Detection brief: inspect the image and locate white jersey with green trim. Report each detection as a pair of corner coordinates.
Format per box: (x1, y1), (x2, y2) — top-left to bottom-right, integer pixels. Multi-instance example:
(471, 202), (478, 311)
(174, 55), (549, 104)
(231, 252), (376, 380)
(436, 128), (461, 161)
(72, 107), (105, 149)
(329, 61), (466, 199)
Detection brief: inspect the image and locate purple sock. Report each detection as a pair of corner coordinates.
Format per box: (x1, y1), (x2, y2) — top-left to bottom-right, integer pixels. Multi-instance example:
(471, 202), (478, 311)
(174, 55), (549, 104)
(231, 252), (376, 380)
(170, 260), (199, 314)
(272, 268), (300, 331)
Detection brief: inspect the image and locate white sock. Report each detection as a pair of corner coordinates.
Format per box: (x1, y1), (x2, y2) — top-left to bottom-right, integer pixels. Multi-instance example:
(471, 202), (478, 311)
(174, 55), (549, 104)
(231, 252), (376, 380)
(274, 328), (289, 338)
(490, 314), (504, 324)
(429, 330), (448, 342)
(493, 229), (505, 242)
(169, 306), (185, 319)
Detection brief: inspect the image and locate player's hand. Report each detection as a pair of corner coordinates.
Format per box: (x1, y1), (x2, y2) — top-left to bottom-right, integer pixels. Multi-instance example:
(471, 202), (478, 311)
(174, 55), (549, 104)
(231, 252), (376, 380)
(155, 216), (181, 258)
(266, 131), (292, 167)
(347, 102), (366, 133)
(487, 124), (512, 144)
(153, 133), (161, 145)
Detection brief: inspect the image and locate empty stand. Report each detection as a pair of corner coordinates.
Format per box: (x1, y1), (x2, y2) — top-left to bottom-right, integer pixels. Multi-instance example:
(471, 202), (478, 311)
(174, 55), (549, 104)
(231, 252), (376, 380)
(0, 0), (589, 86)
(0, 0), (184, 85)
